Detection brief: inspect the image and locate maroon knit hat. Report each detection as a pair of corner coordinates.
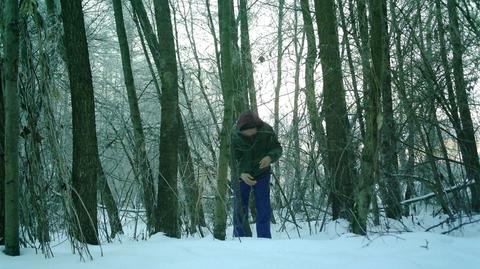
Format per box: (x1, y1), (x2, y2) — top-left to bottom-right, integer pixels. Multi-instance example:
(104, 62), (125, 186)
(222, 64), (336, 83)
(237, 111), (263, 130)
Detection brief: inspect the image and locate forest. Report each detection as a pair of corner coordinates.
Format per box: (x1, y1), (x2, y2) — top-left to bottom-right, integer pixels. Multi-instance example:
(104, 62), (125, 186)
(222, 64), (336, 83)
(0, 0), (479, 265)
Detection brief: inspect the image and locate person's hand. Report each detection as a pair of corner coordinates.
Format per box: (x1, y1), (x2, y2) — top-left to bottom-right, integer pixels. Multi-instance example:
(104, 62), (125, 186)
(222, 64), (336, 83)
(241, 173), (256, 186)
(259, 156), (272, 169)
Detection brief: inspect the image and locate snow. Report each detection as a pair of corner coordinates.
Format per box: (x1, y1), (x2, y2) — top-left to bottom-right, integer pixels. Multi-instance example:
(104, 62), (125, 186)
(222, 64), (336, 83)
(2, 216), (480, 269)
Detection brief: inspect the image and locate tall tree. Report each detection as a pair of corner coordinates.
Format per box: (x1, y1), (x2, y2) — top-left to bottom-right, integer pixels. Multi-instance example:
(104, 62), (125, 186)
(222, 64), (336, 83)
(378, 0), (402, 220)
(60, 0), (100, 245)
(112, 0), (155, 234)
(153, 0), (180, 237)
(274, 0), (285, 138)
(273, 0), (285, 207)
(446, 0), (480, 212)
(300, 0), (323, 154)
(3, 0), (20, 255)
(213, 0), (235, 240)
(352, 0), (383, 233)
(229, 1), (248, 115)
(313, 0), (355, 221)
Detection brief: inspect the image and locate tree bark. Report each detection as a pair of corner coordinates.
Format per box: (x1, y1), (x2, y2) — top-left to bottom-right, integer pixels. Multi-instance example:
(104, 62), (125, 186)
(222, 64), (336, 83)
(313, 0), (355, 221)
(152, 0), (180, 238)
(378, 0), (402, 220)
(112, 0), (154, 234)
(0, 58), (5, 246)
(446, 0), (480, 212)
(213, 0), (235, 240)
(239, 0), (257, 112)
(3, 0), (20, 255)
(273, 0), (285, 208)
(60, 0), (100, 245)
(97, 163), (123, 238)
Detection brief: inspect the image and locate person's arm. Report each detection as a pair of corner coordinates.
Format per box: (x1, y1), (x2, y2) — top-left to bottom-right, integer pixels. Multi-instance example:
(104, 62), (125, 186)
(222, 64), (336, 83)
(230, 134), (241, 176)
(266, 128), (282, 163)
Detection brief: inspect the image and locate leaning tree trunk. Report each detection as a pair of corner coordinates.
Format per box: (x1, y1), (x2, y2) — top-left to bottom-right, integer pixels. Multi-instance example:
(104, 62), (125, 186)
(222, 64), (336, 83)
(60, 0), (100, 245)
(213, 0), (235, 240)
(3, 0), (21, 255)
(112, 0), (155, 234)
(313, 0), (355, 221)
(446, 0), (480, 212)
(97, 162), (123, 238)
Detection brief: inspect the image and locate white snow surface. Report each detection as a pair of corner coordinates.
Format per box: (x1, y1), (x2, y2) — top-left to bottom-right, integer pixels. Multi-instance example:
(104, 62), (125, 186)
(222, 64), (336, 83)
(2, 215), (480, 269)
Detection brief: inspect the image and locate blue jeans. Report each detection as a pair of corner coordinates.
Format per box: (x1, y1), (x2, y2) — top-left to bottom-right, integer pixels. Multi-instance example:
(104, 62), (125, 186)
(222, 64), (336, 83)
(233, 173), (272, 238)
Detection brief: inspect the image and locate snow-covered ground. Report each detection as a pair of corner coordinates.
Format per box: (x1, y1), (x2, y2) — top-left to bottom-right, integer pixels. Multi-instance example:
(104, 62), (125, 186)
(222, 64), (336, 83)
(2, 214), (480, 269)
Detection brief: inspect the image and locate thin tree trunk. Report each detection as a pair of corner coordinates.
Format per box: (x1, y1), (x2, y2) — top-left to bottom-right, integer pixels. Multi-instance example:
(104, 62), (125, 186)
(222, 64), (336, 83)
(18, 18), (50, 246)
(205, 0), (222, 83)
(112, 0), (155, 234)
(213, 0), (235, 240)
(3, 0), (21, 255)
(300, 0), (323, 152)
(178, 110), (207, 233)
(229, 1), (248, 115)
(171, 4), (207, 232)
(391, 0), (414, 216)
(338, 0), (365, 139)
(292, 0), (304, 211)
(97, 163), (123, 238)
(60, 0), (100, 245)
(239, 0), (257, 112)
(182, 0), (220, 136)
(379, 0), (402, 220)
(152, 0), (180, 238)
(273, 0), (285, 208)
(299, 0), (322, 211)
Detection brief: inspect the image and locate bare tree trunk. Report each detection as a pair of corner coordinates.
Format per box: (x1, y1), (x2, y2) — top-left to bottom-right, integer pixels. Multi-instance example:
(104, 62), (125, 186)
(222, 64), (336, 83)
(112, 0), (153, 234)
(229, 1), (248, 115)
(292, 0), (304, 211)
(446, 0), (480, 212)
(391, 0), (414, 216)
(0, 58), (5, 246)
(273, 0), (285, 208)
(300, 0), (323, 153)
(18, 17), (50, 246)
(313, 0), (355, 221)
(338, 0), (365, 139)
(3, 0), (21, 255)
(239, 0), (257, 112)
(352, 0), (383, 231)
(97, 163), (123, 238)
(60, 0), (100, 245)
(213, 0), (235, 240)
(171, 4), (207, 233)
(378, 0), (402, 220)
(152, 0), (180, 238)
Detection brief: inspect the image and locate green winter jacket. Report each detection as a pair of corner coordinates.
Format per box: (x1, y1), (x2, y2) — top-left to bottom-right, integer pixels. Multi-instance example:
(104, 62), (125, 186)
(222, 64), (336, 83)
(230, 123), (282, 179)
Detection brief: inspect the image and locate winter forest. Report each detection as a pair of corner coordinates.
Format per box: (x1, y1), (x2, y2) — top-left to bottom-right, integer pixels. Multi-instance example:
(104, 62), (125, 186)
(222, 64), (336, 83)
(1, 0), (480, 268)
